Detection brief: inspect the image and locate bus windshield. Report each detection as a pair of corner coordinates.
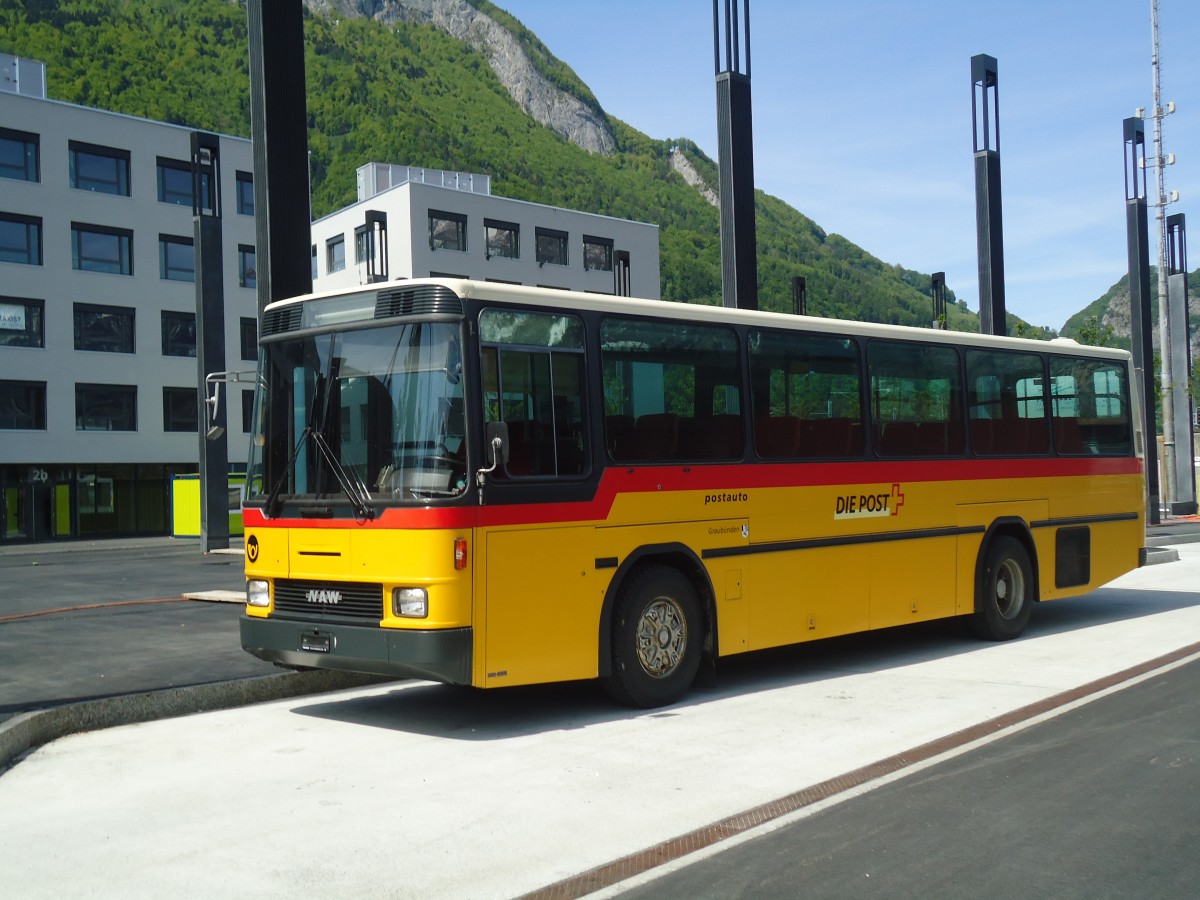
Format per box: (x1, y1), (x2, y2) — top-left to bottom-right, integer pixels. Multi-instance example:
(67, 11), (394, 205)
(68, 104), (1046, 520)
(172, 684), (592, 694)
(246, 320), (468, 510)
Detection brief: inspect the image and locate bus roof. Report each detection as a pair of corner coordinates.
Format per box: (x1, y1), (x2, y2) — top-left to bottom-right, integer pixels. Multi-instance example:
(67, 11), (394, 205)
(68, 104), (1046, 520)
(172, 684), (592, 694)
(263, 278), (1133, 362)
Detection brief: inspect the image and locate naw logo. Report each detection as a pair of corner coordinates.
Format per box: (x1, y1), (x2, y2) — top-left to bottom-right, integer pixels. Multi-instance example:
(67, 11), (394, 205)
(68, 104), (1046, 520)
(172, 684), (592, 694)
(834, 483), (905, 520)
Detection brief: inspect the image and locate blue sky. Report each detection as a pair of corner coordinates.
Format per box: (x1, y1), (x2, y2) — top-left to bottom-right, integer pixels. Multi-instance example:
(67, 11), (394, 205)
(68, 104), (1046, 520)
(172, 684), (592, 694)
(494, 1), (1200, 331)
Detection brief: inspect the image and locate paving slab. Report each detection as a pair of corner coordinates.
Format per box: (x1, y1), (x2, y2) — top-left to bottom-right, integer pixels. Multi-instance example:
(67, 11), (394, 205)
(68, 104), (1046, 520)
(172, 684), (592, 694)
(0, 545), (1196, 899)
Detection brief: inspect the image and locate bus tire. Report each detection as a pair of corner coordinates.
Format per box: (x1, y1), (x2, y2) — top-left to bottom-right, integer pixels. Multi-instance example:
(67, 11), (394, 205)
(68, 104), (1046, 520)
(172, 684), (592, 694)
(969, 535), (1034, 641)
(603, 565), (702, 708)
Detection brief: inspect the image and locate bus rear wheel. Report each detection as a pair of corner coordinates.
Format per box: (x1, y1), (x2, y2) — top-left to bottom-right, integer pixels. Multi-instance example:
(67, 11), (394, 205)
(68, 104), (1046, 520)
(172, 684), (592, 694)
(603, 565), (702, 708)
(970, 535), (1034, 641)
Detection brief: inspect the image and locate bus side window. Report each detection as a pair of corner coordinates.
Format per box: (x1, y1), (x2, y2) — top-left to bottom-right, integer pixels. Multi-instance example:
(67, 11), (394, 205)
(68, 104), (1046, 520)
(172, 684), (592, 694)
(869, 341), (964, 458)
(479, 308), (589, 478)
(1049, 356), (1132, 456)
(601, 316), (743, 463)
(748, 329), (863, 460)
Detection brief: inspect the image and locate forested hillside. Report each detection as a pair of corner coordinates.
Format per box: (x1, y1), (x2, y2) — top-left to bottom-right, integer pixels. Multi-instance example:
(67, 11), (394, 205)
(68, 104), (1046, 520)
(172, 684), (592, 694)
(3, 0), (993, 330)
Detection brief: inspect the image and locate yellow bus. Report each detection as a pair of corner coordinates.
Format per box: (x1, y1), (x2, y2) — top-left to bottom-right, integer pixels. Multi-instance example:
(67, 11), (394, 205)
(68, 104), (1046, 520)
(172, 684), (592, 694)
(239, 279), (1146, 707)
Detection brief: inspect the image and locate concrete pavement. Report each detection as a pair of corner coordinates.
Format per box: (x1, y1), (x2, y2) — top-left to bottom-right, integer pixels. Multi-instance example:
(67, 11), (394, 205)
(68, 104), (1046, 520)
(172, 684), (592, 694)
(0, 542), (1197, 899)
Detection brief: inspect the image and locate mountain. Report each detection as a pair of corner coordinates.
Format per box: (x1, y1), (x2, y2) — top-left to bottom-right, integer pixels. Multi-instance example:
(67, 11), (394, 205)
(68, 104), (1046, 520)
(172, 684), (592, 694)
(4, 0), (1027, 333)
(1060, 269), (1200, 365)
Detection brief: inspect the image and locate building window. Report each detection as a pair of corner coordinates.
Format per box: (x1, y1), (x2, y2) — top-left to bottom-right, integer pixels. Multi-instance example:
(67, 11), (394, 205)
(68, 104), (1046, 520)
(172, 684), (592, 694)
(311, 244), (318, 279)
(72, 223), (133, 275)
(583, 235), (614, 271)
(429, 210), (467, 251)
(0, 213), (42, 265)
(163, 387), (198, 433)
(0, 380), (46, 430)
(74, 303), (135, 354)
(0, 297), (45, 348)
(485, 219), (519, 259)
(159, 235), (195, 282)
(161, 310), (196, 357)
(535, 227), (568, 266)
(239, 244), (256, 289)
(156, 158), (187, 205)
(240, 317), (257, 361)
(326, 234), (345, 273)
(236, 170), (254, 215)
(354, 224), (373, 264)
(76, 383), (137, 431)
(242, 389), (255, 433)
(69, 141), (130, 196)
(0, 127), (40, 182)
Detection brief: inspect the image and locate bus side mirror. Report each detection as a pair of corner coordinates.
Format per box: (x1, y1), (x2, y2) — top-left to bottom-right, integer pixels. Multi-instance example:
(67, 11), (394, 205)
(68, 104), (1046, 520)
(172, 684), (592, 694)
(475, 421), (509, 502)
(486, 420), (509, 466)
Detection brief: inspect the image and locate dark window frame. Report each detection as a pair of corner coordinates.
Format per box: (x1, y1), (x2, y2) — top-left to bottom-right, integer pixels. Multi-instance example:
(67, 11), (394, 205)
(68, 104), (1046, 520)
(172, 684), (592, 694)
(0, 212), (42, 266)
(73, 302), (136, 354)
(158, 234), (195, 282)
(71, 222), (134, 275)
(162, 386), (199, 433)
(235, 170), (254, 216)
(240, 317), (257, 361)
(75, 383), (137, 432)
(535, 227), (569, 267)
(0, 379), (47, 430)
(161, 310), (196, 357)
(326, 234), (346, 273)
(429, 210), (467, 252)
(0, 297), (45, 348)
(0, 127), (40, 182)
(583, 235), (614, 272)
(69, 140), (130, 196)
(239, 244), (256, 289)
(484, 218), (519, 260)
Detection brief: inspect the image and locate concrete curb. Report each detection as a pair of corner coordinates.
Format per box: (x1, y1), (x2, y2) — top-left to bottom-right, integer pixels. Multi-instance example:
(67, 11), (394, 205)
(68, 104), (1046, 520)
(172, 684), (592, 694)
(0, 671), (393, 774)
(1145, 546), (1181, 564)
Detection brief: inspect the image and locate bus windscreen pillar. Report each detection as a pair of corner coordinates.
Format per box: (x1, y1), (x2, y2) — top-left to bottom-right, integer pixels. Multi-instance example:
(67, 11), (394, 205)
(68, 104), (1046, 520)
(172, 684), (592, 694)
(1166, 214), (1197, 515)
(192, 132), (229, 552)
(972, 55), (1006, 336)
(247, 0), (312, 313)
(713, 0), (758, 311)
(1124, 117), (1160, 525)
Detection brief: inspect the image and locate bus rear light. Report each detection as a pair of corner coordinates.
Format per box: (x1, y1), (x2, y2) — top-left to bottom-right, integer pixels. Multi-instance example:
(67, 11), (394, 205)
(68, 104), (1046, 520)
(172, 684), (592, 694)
(393, 587), (428, 618)
(247, 579), (270, 607)
(454, 537), (468, 570)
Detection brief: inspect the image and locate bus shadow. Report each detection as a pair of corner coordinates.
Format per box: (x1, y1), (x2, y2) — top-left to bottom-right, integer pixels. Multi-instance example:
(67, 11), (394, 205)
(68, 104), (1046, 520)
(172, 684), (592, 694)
(291, 584), (1200, 741)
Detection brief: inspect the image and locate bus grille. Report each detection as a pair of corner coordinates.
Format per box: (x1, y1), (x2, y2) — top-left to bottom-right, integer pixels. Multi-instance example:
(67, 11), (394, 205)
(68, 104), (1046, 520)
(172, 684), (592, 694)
(272, 579), (384, 620)
(261, 305), (302, 337)
(374, 285), (463, 319)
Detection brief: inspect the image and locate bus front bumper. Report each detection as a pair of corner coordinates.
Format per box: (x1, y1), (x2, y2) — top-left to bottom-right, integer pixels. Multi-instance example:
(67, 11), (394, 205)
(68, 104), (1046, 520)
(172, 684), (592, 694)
(240, 615), (473, 685)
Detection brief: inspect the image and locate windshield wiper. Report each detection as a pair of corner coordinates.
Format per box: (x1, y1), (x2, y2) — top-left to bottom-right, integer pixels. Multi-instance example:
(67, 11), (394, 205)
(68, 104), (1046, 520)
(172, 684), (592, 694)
(309, 428), (375, 521)
(263, 427), (311, 519)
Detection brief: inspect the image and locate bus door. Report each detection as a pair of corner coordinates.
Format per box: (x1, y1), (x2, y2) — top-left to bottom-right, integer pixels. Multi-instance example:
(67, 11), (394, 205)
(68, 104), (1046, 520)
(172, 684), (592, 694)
(476, 307), (599, 687)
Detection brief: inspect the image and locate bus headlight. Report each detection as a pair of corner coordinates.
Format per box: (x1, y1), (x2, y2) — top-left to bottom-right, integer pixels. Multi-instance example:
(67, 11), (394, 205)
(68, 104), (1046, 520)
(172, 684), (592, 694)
(393, 587), (428, 618)
(247, 579), (270, 607)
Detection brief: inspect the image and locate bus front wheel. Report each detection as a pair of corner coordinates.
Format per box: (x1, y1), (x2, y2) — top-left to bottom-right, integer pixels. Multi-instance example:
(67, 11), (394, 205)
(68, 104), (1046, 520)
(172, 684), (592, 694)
(603, 565), (702, 708)
(970, 535), (1034, 641)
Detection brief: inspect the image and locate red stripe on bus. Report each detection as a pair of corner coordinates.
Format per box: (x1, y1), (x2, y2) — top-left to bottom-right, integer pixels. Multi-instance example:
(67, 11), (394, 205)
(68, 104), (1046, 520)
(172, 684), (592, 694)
(242, 455), (1142, 532)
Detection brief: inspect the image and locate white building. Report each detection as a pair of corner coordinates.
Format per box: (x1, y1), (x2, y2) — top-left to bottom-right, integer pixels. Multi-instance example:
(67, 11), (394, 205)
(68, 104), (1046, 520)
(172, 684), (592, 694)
(0, 57), (661, 545)
(311, 162), (659, 299)
(1, 56), (258, 542)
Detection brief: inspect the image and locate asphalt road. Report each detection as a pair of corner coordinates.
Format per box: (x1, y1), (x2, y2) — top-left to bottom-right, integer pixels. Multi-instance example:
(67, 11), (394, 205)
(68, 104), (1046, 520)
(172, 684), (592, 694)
(618, 654), (1200, 900)
(0, 542), (1196, 898)
(0, 539), (278, 721)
